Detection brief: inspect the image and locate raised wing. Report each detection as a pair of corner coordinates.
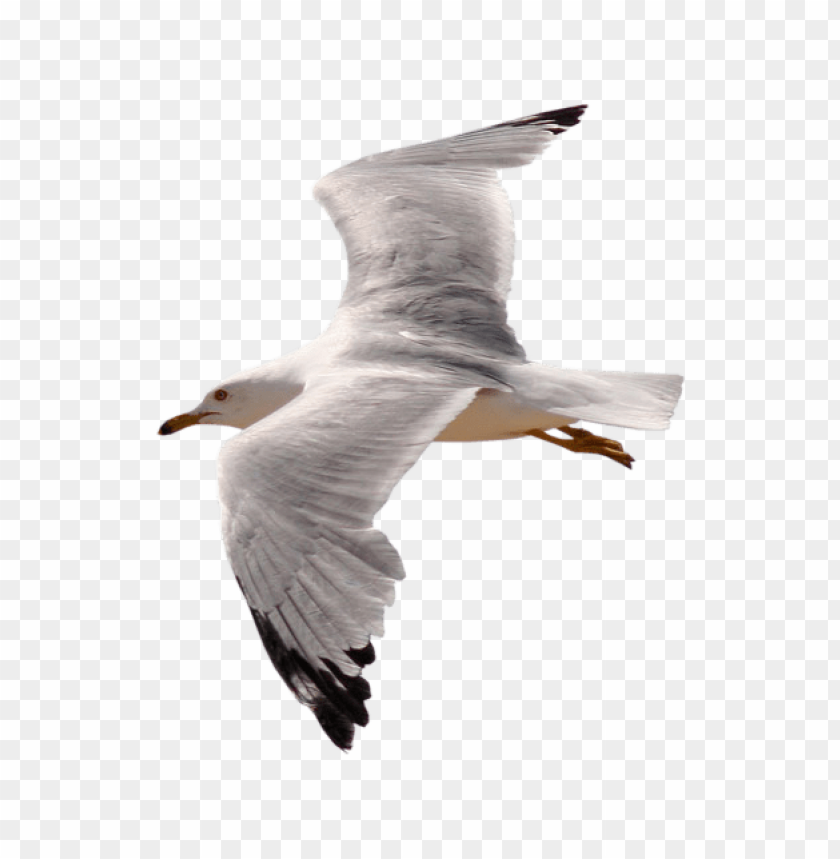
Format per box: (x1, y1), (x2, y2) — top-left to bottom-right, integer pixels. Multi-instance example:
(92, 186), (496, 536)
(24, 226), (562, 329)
(217, 372), (478, 750)
(313, 106), (587, 360)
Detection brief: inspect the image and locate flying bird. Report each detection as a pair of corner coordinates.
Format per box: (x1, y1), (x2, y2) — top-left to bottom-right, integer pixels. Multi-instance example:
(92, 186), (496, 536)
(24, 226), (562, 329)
(159, 105), (683, 750)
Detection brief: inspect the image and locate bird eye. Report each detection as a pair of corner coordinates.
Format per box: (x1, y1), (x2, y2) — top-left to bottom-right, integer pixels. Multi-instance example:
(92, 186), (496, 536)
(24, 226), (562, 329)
(214, 389), (228, 402)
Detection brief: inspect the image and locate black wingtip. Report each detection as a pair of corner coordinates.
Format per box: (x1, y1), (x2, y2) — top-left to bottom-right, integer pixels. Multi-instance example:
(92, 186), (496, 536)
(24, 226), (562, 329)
(314, 701), (357, 751)
(346, 640), (376, 667)
(248, 607), (376, 751)
(509, 104), (588, 134)
(312, 658), (373, 750)
(314, 642), (377, 750)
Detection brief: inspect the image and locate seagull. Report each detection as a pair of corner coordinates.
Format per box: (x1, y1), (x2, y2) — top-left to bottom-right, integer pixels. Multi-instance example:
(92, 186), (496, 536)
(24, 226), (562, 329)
(159, 105), (683, 750)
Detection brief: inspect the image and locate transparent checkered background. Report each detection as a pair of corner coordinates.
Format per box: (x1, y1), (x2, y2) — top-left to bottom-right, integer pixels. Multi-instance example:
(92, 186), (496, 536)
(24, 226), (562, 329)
(1, 2), (837, 857)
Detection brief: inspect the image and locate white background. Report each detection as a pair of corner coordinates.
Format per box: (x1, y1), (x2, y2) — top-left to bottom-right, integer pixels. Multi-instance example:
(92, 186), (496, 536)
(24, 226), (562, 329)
(1, 2), (837, 856)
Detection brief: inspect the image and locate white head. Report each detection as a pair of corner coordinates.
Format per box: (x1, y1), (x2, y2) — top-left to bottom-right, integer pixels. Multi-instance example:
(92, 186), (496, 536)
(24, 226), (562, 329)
(159, 363), (304, 435)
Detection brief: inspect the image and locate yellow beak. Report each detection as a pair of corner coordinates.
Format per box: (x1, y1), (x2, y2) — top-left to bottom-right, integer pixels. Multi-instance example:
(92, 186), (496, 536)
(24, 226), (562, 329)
(158, 411), (216, 436)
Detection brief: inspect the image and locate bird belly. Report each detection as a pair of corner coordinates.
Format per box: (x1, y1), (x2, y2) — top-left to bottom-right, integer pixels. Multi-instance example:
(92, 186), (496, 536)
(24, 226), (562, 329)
(434, 389), (575, 442)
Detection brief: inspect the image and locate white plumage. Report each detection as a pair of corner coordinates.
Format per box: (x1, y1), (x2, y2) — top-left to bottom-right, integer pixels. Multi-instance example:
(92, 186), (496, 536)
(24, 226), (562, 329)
(159, 106), (683, 750)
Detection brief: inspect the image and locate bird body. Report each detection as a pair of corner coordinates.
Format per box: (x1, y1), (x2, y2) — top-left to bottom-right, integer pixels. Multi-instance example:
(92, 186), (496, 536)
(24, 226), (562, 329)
(160, 105), (683, 749)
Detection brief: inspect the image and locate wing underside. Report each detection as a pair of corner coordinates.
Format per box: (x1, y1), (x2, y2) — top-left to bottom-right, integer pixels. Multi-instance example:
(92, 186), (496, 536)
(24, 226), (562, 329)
(217, 372), (479, 749)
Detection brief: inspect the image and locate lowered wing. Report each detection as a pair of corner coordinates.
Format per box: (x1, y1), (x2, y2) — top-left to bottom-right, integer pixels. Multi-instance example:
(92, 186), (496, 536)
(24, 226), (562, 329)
(217, 371), (478, 749)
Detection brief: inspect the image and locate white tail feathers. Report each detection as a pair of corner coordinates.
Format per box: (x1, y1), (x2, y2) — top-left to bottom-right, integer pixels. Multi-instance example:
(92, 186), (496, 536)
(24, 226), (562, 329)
(512, 364), (684, 431)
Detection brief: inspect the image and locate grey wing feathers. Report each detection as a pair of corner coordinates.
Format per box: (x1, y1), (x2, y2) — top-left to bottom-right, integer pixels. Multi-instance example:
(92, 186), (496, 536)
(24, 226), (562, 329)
(313, 106), (587, 348)
(353, 104), (588, 169)
(217, 373), (478, 749)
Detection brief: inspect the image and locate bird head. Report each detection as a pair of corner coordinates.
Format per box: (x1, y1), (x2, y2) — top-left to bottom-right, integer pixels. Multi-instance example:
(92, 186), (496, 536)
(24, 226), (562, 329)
(159, 365), (304, 435)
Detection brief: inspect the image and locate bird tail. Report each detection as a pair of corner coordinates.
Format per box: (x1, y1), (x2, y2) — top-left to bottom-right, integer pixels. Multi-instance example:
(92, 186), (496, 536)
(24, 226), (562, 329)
(511, 363), (684, 431)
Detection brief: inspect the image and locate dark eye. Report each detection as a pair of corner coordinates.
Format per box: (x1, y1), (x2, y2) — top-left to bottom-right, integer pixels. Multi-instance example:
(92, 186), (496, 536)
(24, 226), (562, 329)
(214, 389), (228, 402)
